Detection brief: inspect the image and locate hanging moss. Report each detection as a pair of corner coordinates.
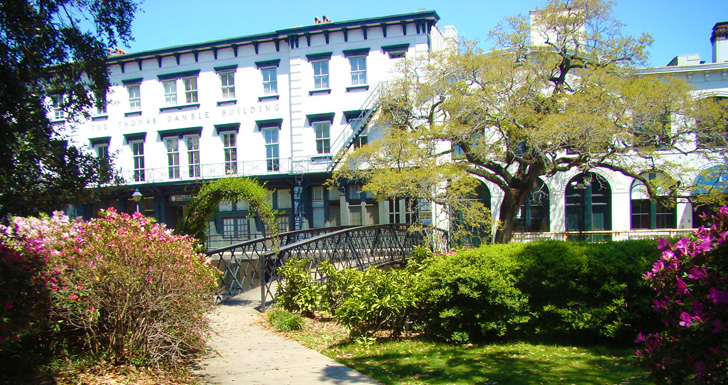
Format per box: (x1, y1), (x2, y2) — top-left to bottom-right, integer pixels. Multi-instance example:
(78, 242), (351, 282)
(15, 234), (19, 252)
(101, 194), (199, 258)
(179, 177), (278, 245)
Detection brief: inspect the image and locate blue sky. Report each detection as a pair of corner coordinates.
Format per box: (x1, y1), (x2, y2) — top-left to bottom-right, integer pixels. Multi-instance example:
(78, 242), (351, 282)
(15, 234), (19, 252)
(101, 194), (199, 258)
(125, 0), (727, 67)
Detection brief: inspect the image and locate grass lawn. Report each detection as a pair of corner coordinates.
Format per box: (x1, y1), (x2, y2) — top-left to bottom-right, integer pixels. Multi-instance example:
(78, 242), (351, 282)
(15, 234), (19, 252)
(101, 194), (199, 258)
(276, 315), (652, 385)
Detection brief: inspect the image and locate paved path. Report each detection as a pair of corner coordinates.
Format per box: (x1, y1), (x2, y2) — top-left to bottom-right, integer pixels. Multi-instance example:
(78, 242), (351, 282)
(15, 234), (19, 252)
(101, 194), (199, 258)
(200, 288), (379, 385)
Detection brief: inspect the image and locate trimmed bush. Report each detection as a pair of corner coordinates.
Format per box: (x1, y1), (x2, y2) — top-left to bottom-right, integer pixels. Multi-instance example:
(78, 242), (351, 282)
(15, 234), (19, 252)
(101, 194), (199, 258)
(417, 244), (531, 343)
(1, 209), (220, 365)
(518, 240), (660, 342)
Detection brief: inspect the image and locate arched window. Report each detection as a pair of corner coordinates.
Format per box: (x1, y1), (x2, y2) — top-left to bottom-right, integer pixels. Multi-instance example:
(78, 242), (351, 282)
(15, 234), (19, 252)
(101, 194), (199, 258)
(514, 178), (550, 232)
(565, 172), (612, 238)
(692, 164), (728, 228)
(630, 173), (677, 229)
(453, 181), (491, 247)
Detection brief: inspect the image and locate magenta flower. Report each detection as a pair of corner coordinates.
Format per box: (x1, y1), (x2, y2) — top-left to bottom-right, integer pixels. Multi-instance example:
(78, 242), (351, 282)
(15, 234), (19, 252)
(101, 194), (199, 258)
(679, 312), (693, 327)
(707, 288), (728, 304)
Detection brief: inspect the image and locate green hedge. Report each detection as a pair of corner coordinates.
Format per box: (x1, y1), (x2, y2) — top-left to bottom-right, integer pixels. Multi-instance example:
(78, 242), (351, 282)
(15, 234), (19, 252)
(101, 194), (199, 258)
(276, 240), (663, 345)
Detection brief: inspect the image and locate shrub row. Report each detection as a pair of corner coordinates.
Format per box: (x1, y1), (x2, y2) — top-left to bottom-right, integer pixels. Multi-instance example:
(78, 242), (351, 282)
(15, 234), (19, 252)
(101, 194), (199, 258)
(276, 239), (662, 345)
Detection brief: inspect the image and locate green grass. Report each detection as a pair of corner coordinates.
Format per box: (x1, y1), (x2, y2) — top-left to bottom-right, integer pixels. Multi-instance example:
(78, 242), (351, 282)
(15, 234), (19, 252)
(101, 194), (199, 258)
(279, 317), (652, 385)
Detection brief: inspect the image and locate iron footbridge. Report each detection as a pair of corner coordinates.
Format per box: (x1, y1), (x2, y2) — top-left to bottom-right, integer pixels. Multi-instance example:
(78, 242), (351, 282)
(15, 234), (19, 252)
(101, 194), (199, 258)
(205, 224), (448, 309)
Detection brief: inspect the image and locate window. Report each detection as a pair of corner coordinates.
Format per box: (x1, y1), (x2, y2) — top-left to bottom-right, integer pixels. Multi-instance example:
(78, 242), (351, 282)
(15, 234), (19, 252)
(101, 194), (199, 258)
(313, 121), (330, 154)
(95, 144), (109, 159)
(697, 97), (728, 148)
(633, 111), (671, 149)
(186, 135), (200, 178)
(277, 215), (290, 233)
(349, 56), (367, 85)
(51, 95), (64, 120)
(165, 138), (180, 179)
(262, 67), (277, 95)
(630, 175), (676, 229)
(223, 217), (249, 239)
(222, 132), (237, 174)
(95, 96), (107, 115)
(131, 140), (144, 182)
(163, 79), (177, 105)
(312, 186), (324, 202)
(220, 72), (235, 99)
(263, 129), (279, 172)
(184, 76), (198, 103)
(127, 84), (141, 111)
(312, 60), (329, 89)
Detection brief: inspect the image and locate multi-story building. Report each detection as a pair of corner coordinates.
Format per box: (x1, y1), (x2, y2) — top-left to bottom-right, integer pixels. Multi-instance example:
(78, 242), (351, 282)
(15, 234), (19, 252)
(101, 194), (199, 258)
(63, 12), (727, 244)
(63, 11), (455, 246)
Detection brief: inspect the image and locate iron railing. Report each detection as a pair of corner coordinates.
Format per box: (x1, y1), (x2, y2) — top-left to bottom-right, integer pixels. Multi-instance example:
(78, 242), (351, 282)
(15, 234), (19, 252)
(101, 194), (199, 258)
(510, 228), (696, 243)
(205, 224), (449, 308)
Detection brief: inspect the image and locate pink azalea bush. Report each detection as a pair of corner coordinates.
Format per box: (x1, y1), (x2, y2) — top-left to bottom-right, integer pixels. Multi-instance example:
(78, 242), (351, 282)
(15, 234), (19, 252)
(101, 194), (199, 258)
(637, 206), (728, 384)
(1, 209), (220, 365)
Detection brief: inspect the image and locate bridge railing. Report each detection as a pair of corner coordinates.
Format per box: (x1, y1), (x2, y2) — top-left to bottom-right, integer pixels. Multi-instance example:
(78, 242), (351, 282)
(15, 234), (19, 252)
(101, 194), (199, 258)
(259, 224), (448, 309)
(205, 223), (449, 308)
(206, 226), (350, 300)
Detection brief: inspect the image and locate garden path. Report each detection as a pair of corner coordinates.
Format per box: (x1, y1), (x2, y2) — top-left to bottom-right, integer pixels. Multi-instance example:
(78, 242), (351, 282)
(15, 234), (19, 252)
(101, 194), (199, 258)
(200, 288), (378, 385)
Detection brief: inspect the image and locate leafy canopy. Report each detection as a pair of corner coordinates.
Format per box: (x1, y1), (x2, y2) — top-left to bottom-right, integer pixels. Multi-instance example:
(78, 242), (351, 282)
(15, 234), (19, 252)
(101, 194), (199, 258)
(0, 0), (139, 219)
(334, 0), (723, 242)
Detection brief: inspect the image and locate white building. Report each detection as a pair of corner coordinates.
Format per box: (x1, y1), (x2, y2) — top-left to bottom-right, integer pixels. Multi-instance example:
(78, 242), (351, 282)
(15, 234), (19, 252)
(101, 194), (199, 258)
(501, 20), (728, 241)
(63, 12), (727, 244)
(64, 11), (454, 246)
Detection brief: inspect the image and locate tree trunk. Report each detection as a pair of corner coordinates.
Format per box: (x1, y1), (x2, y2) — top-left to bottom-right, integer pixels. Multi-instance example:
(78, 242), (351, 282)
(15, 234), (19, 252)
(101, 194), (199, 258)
(493, 189), (531, 244)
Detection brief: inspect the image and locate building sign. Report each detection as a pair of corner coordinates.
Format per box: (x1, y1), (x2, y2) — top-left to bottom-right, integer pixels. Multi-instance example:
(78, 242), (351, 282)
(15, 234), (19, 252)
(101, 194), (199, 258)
(170, 194), (192, 202)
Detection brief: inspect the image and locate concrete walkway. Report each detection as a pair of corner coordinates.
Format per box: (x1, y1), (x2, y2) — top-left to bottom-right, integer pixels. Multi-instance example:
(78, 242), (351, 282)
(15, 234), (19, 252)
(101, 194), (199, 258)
(200, 288), (379, 385)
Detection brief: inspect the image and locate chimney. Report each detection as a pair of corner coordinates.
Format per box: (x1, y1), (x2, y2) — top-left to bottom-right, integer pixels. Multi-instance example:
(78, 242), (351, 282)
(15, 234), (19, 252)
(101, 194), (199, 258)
(711, 21), (728, 63)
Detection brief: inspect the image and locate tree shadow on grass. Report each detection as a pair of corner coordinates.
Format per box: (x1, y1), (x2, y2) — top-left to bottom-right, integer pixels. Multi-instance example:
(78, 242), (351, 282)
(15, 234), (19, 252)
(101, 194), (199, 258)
(330, 338), (651, 385)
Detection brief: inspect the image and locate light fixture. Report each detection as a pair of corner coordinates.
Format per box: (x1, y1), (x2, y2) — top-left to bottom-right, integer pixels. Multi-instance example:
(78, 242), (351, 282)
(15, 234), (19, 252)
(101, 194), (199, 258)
(132, 188), (143, 213)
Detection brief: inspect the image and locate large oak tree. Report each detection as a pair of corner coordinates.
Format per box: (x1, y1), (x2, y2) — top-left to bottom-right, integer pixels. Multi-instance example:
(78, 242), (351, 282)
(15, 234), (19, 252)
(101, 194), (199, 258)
(334, 0), (725, 243)
(0, 0), (139, 219)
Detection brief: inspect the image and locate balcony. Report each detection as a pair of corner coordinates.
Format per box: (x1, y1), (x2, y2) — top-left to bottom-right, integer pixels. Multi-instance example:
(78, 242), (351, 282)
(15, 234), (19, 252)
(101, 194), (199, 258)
(118, 156), (332, 185)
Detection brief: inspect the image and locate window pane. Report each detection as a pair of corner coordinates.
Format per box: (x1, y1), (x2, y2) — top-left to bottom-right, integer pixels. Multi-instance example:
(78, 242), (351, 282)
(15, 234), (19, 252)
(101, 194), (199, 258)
(163, 80), (177, 105)
(184, 77), (198, 103)
(186, 135), (200, 177)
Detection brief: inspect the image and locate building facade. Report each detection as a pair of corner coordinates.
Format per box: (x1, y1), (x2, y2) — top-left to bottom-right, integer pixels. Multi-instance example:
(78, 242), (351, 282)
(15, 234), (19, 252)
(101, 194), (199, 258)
(62, 13), (727, 244)
(62, 11), (455, 246)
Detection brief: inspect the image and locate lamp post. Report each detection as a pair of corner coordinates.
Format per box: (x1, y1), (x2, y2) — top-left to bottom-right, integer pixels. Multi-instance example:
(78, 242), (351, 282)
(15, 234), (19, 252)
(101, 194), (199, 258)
(132, 188), (143, 213)
(571, 173), (593, 241)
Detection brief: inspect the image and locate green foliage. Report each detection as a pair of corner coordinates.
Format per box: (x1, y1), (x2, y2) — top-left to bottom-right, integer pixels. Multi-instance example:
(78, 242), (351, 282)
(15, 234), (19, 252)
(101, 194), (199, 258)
(267, 308), (305, 332)
(334, 0), (716, 243)
(1, 209), (220, 366)
(517, 240), (660, 342)
(0, 0), (139, 219)
(0, 238), (52, 372)
(417, 245), (531, 342)
(331, 267), (420, 338)
(179, 177), (278, 244)
(275, 258), (323, 317)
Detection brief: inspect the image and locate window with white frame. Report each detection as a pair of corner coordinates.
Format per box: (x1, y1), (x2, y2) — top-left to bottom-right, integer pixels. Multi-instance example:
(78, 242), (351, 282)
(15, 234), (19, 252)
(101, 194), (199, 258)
(127, 84), (141, 110)
(163, 79), (177, 105)
(95, 144), (109, 159)
(131, 140), (145, 182)
(222, 132), (237, 174)
(223, 217), (249, 239)
(313, 121), (330, 154)
(220, 72), (235, 99)
(184, 76), (198, 103)
(51, 94), (64, 120)
(312, 186), (324, 202)
(263, 129), (279, 172)
(261, 67), (277, 95)
(165, 137), (180, 179)
(349, 56), (367, 85)
(312, 60), (329, 89)
(186, 135), (200, 178)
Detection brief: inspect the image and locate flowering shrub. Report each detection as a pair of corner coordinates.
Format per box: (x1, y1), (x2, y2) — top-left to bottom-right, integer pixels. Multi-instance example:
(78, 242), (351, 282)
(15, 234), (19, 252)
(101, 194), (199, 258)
(0, 236), (52, 369)
(1, 209), (220, 365)
(637, 207), (728, 384)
